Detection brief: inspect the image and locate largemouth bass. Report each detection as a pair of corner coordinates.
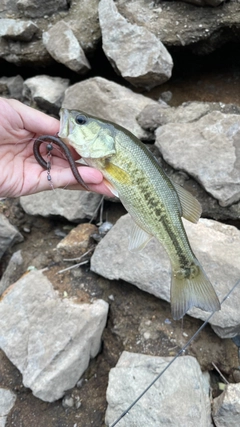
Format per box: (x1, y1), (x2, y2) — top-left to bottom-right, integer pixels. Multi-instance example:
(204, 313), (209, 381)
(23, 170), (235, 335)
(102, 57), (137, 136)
(59, 108), (221, 320)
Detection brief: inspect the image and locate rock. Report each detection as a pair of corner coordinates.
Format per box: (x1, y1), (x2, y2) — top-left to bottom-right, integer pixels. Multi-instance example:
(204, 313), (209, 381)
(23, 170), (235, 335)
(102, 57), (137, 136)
(43, 21), (91, 74)
(20, 190), (102, 222)
(105, 351), (212, 427)
(62, 0), (101, 53)
(116, 0), (240, 54)
(0, 214), (23, 260)
(62, 77), (159, 140)
(0, 250), (23, 296)
(16, 0), (68, 19)
(99, 0), (173, 89)
(91, 214), (240, 339)
(56, 223), (97, 258)
(0, 389), (16, 427)
(22, 75), (70, 114)
(138, 101), (240, 131)
(0, 270), (109, 402)
(138, 101), (211, 131)
(0, 37), (51, 67)
(212, 383), (240, 426)
(155, 111), (240, 207)
(0, 75), (24, 99)
(0, 19), (38, 41)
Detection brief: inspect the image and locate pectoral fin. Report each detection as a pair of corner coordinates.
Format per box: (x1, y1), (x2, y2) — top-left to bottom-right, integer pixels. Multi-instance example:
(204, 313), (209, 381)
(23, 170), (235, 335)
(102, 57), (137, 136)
(104, 163), (132, 185)
(173, 182), (202, 224)
(128, 222), (152, 252)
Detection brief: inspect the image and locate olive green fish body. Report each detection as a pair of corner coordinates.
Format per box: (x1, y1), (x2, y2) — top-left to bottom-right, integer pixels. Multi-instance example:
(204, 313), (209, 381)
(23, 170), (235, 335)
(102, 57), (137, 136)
(59, 109), (220, 319)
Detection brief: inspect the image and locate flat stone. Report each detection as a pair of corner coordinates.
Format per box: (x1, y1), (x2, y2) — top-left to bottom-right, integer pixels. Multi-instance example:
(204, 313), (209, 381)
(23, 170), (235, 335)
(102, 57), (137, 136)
(212, 383), (240, 427)
(91, 214), (240, 339)
(0, 270), (109, 402)
(62, 77), (159, 140)
(0, 214), (23, 260)
(20, 189), (102, 222)
(155, 111), (240, 207)
(43, 21), (91, 74)
(99, 0), (172, 89)
(105, 351), (212, 427)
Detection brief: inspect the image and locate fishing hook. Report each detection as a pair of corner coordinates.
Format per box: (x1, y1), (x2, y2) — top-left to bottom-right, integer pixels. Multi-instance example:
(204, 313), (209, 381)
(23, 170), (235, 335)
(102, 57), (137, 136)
(33, 135), (89, 191)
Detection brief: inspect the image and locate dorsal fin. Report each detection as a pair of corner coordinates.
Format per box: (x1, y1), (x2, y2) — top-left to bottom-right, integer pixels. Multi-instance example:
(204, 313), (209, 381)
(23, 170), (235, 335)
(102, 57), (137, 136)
(172, 182), (202, 224)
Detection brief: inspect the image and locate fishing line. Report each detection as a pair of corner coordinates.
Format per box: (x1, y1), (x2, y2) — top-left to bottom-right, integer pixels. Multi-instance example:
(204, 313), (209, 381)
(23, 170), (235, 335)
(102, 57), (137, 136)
(109, 279), (240, 427)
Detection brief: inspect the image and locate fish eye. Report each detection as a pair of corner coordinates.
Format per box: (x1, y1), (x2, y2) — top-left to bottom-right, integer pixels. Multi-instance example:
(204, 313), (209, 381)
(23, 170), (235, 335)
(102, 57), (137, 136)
(75, 114), (87, 125)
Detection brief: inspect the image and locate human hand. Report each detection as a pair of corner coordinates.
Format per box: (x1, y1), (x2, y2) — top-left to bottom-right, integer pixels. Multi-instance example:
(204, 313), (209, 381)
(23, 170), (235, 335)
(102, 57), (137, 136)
(0, 98), (113, 198)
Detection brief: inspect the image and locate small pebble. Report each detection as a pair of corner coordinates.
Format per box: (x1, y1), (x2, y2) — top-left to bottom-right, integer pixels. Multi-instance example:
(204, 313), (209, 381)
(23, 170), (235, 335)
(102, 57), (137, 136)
(62, 396), (74, 408)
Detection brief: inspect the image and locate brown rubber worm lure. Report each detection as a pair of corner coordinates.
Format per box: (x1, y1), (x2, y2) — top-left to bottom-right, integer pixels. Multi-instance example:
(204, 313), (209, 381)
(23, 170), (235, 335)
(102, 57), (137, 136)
(33, 135), (89, 190)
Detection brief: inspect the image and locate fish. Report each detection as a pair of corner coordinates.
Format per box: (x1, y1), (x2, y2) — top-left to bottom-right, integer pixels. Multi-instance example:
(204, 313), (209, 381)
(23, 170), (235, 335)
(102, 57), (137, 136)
(58, 108), (221, 320)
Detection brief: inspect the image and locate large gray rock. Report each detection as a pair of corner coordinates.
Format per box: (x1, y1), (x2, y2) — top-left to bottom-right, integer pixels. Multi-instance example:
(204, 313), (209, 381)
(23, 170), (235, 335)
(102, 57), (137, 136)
(212, 383), (240, 427)
(0, 214), (23, 260)
(0, 389), (16, 427)
(23, 75), (70, 114)
(155, 111), (240, 207)
(91, 214), (240, 339)
(43, 21), (91, 74)
(63, 77), (159, 140)
(0, 270), (109, 402)
(20, 189), (102, 222)
(99, 0), (172, 89)
(105, 351), (212, 427)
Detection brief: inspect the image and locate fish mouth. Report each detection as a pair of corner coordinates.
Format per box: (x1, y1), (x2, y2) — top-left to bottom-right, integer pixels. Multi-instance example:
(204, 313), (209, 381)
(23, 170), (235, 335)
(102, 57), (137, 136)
(59, 108), (71, 139)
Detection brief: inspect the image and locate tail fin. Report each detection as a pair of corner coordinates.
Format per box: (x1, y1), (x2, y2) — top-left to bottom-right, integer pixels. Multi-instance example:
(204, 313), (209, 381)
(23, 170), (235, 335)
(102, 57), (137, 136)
(170, 261), (221, 320)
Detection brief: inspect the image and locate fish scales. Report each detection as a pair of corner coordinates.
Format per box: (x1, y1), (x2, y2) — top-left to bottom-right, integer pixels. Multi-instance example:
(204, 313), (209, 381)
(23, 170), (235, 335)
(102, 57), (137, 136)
(58, 108), (221, 319)
(103, 132), (193, 268)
